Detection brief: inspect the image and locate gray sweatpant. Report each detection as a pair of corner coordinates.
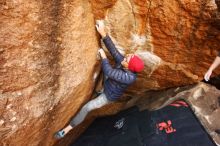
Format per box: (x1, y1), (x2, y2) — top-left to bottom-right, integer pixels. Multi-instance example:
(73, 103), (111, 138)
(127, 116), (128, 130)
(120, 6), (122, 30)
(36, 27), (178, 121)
(70, 93), (111, 127)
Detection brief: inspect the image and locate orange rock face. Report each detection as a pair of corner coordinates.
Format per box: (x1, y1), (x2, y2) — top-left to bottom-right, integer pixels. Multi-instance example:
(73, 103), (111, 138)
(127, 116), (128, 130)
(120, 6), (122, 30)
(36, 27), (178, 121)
(0, 0), (220, 146)
(1, 0), (99, 145)
(103, 0), (220, 93)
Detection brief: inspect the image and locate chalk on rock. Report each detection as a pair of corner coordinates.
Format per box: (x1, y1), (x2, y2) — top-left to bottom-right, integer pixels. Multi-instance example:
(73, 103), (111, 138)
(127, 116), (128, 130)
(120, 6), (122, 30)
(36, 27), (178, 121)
(0, 119), (5, 125)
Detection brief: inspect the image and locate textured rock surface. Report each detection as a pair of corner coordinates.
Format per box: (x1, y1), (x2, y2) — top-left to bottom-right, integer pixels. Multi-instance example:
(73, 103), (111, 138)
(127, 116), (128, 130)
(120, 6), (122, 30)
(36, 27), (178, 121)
(187, 84), (220, 145)
(102, 0), (220, 94)
(0, 0), (100, 145)
(0, 0), (220, 146)
(211, 0), (220, 29)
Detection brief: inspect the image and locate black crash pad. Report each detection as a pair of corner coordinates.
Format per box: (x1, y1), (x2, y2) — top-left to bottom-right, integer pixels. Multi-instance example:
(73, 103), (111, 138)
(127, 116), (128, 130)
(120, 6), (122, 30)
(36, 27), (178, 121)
(70, 100), (216, 146)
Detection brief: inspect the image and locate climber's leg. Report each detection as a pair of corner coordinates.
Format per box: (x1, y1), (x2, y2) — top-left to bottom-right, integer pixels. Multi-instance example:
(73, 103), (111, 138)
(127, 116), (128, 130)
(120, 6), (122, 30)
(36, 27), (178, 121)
(54, 93), (110, 139)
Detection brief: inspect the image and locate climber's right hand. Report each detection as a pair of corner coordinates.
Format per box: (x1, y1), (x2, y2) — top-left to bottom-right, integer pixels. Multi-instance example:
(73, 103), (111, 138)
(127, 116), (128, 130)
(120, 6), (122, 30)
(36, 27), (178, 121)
(95, 20), (107, 38)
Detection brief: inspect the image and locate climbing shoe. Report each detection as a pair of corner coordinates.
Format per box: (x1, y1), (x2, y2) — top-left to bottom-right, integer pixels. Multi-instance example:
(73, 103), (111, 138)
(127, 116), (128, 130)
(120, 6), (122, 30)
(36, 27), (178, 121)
(54, 130), (65, 139)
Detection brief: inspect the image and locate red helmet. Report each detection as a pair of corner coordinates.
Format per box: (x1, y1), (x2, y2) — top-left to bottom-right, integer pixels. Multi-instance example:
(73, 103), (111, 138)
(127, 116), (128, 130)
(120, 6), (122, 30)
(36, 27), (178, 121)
(128, 55), (144, 73)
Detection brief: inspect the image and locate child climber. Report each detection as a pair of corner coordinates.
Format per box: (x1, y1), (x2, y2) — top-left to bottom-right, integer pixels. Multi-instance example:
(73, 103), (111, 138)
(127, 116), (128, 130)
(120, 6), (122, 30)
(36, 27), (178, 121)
(54, 21), (144, 139)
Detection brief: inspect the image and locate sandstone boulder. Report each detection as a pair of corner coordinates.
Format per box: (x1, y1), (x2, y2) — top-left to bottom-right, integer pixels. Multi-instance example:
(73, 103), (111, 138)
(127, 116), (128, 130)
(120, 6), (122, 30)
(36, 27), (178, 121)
(0, 0), (220, 145)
